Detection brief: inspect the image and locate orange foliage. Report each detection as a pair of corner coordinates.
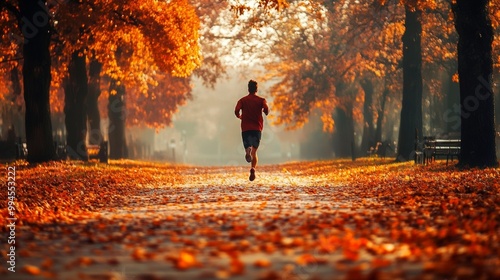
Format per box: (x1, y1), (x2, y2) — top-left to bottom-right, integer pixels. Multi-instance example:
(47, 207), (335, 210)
(256, 0), (478, 133)
(1, 0), (201, 129)
(52, 0), (201, 127)
(0, 8), (22, 107)
(258, 0), (406, 131)
(125, 74), (192, 128)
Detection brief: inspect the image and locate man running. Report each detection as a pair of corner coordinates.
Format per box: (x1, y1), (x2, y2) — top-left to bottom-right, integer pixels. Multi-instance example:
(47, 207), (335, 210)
(234, 80), (269, 181)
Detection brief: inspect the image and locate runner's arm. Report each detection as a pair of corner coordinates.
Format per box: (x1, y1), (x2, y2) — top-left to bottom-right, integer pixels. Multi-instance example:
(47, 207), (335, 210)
(263, 99), (269, 116)
(235, 100), (242, 118)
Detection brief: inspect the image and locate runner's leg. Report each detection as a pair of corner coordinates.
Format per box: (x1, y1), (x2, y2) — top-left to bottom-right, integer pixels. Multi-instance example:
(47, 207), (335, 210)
(249, 148), (257, 181)
(242, 131), (253, 163)
(245, 147), (252, 163)
(251, 146), (258, 169)
(247, 131), (261, 181)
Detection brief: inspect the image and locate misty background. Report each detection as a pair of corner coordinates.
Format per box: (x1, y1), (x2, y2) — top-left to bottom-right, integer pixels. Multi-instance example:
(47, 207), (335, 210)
(126, 71), (310, 166)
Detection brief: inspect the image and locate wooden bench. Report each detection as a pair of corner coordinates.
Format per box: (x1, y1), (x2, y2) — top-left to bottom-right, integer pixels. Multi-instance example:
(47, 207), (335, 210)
(87, 141), (108, 163)
(423, 137), (461, 165)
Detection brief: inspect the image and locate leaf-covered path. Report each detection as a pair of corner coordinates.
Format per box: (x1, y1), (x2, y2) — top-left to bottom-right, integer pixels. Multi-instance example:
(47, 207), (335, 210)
(1, 159), (500, 279)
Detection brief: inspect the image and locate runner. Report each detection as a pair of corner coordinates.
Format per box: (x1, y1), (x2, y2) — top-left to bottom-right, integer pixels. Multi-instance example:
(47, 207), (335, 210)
(234, 80), (269, 181)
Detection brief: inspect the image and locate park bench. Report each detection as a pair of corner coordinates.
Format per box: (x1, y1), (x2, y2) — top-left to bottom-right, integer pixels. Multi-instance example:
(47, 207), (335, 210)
(422, 137), (461, 165)
(87, 141), (108, 163)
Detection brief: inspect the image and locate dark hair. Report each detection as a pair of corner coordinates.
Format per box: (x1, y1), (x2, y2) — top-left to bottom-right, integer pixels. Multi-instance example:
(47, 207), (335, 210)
(248, 80), (258, 93)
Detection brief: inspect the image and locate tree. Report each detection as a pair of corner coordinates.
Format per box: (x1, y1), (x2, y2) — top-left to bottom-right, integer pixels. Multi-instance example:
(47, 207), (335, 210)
(453, 0), (498, 167)
(87, 57), (103, 145)
(58, 0), (92, 160)
(108, 77), (127, 159)
(64, 50), (89, 160)
(493, 2), (500, 131)
(396, 4), (423, 161)
(19, 0), (56, 163)
(360, 77), (375, 154)
(352, 2), (404, 151)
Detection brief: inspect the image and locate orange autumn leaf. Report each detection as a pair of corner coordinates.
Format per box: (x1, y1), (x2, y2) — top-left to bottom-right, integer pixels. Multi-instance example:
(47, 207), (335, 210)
(371, 258), (392, 268)
(132, 248), (148, 261)
(173, 251), (197, 270)
(230, 258), (245, 275)
(318, 235), (339, 253)
(342, 249), (359, 262)
(296, 254), (317, 266)
(64, 256), (95, 268)
(254, 259), (272, 268)
(22, 265), (41, 275)
(40, 258), (54, 270)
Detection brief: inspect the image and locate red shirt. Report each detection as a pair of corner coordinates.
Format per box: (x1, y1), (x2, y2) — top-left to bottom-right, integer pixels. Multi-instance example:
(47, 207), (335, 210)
(235, 94), (269, 132)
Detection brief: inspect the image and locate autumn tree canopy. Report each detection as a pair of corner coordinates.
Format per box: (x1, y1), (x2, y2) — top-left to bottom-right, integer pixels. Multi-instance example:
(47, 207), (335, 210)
(1, 0), (202, 128)
(52, 0), (201, 126)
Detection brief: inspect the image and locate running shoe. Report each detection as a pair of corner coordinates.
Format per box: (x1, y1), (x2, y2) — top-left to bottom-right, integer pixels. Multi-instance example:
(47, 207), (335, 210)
(249, 168), (256, 181)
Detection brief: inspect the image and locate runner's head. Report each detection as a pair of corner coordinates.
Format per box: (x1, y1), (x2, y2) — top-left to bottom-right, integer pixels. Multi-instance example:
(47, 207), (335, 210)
(248, 80), (258, 94)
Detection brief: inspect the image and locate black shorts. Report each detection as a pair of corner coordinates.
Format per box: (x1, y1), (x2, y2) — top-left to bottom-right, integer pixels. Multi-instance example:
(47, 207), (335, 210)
(242, 130), (262, 149)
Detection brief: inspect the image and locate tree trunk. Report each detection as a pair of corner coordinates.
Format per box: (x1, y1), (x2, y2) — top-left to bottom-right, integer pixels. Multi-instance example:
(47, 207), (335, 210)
(332, 104), (354, 159)
(454, 0), (498, 167)
(360, 78), (375, 153)
(87, 58), (103, 145)
(108, 79), (127, 159)
(495, 73), (500, 131)
(375, 88), (389, 143)
(396, 6), (423, 162)
(495, 85), (500, 133)
(19, 0), (55, 163)
(64, 50), (88, 160)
